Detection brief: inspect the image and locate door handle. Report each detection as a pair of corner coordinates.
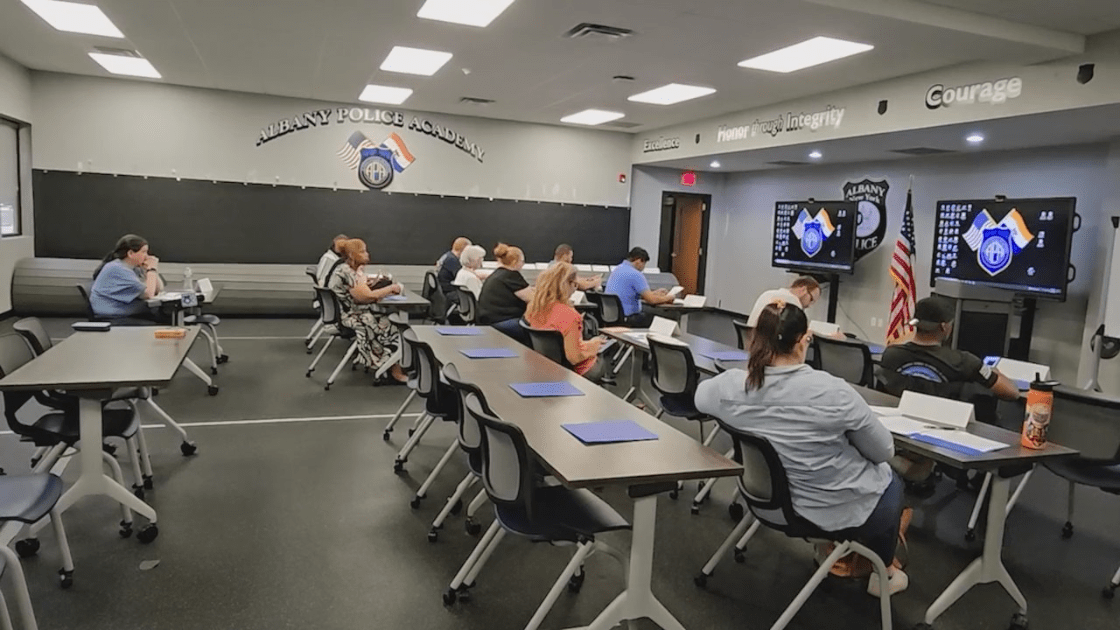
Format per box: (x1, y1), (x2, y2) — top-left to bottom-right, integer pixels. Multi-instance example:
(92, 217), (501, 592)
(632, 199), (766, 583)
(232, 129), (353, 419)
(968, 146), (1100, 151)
(671, 252), (678, 257)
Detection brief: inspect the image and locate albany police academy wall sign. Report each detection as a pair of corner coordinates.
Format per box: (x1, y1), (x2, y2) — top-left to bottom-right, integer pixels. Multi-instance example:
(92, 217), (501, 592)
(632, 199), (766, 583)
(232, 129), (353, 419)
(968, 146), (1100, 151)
(843, 179), (888, 261)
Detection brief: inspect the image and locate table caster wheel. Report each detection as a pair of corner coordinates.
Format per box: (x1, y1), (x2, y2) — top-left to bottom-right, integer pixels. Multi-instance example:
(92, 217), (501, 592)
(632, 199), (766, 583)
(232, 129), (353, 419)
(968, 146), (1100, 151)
(449, 499), (463, 515)
(143, 475), (154, 490)
(965, 529), (977, 542)
(1061, 522), (1073, 539)
(306, 346), (313, 354)
(119, 523), (133, 539)
(457, 586), (473, 602)
(137, 524), (159, 544)
(393, 460), (404, 474)
(410, 497), (421, 509)
(728, 502), (745, 522)
(428, 530), (438, 543)
(324, 384), (331, 391)
(690, 505), (700, 516)
(465, 520), (481, 536)
(733, 549), (746, 564)
(442, 589), (457, 606)
(382, 431), (391, 441)
(218, 354), (229, 364)
(132, 485), (145, 500)
(208, 385), (219, 396)
(694, 573), (708, 588)
(1009, 612), (1028, 630)
(567, 573), (585, 593)
(912, 624), (933, 630)
(15, 539), (40, 558)
(59, 569), (73, 589)
(668, 490), (679, 500)
(180, 441), (198, 456)
(305, 370), (313, 378)
(1102, 584), (1117, 599)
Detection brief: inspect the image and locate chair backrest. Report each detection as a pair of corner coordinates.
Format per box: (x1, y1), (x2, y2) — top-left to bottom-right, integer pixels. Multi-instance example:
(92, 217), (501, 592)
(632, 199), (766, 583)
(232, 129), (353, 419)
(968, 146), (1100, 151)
(519, 319), (571, 368)
(304, 266), (317, 283)
(75, 282), (98, 321)
(466, 392), (535, 519)
(721, 422), (818, 537)
(813, 336), (873, 387)
(732, 319), (752, 350)
(582, 312), (600, 339)
(586, 292), (624, 325)
(648, 334), (699, 398)
(455, 288), (478, 324)
(422, 271), (439, 300)
(403, 330), (455, 417)
(442, 363), (494, 456)
(12, 317), (53, 355)
(313, 286), (343, 326)
(1048, 385), (1120, 462)
(0, 333), (41, 436)
(424, 271), (450, 323)
(387, 313), (414, 373)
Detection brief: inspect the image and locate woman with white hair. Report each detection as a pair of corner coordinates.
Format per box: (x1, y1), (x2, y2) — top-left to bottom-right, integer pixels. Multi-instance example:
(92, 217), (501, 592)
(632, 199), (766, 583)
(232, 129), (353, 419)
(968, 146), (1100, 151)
(453, 244), (486, 299)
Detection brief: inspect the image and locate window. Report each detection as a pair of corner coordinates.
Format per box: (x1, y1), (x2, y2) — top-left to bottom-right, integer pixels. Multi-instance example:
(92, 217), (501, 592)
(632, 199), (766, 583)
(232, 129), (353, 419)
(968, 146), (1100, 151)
(0, 118), (21, 237)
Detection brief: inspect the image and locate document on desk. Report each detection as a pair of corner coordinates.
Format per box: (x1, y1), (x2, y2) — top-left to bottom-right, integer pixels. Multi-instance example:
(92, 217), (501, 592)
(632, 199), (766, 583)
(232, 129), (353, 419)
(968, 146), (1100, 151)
(908, 429), (1008, 455)
(156, 292), (185, 301)
(510, 382), (585, 398)
(460, 348), (519, 359)
(563, 420), (659, 444)
(380, 295), (408, 302)
(698, 350), (750, 362)
(624, 332), (649, 344)
(436, 327), (484, 336)
(877, 415), (939, 436)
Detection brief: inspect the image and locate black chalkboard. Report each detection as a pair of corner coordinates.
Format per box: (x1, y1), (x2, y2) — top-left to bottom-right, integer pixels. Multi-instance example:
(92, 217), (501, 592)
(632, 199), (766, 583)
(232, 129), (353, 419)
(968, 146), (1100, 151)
(33, 171), (631, 265)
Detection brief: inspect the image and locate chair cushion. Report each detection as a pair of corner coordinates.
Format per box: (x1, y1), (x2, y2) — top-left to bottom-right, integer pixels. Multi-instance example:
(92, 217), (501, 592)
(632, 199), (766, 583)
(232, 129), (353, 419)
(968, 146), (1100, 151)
(32, 402), (139, 442)
(1044, 461), (1120, 492)
(495, 486), (630, 542)
(184, 314), (221, 325)
(108, 387), (151, 401)
(658, 394), (707, 420)
(0, 474), (63, 523)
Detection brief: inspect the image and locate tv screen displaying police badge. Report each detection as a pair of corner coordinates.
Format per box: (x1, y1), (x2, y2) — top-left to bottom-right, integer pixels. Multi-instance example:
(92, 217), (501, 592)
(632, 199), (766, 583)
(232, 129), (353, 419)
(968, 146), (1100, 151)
(771, 201), (858, 274)
(930, 197), (1077, 300)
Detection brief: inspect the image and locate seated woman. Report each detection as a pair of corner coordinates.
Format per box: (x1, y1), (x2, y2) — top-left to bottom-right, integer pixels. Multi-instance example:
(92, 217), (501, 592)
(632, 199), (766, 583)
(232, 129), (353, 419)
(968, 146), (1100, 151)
(695, 300), (908, 595)
(453, 244), (486, 299)
(525, 262), (608, 383)
(327, 239), (407, 383)
(89, 234), (164, 325)
(477, 243), (533, 341)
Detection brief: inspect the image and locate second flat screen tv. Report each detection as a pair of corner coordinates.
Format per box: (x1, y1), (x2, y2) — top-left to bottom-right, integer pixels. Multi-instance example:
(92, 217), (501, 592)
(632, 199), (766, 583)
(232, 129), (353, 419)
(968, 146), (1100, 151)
(772, 200), (858, 274)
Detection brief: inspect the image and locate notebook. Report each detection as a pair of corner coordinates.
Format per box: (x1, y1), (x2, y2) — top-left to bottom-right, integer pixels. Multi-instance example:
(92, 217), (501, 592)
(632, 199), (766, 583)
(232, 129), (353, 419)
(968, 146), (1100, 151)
(908, 429), (1008, 455)
(509, 381), (584, 397)
(380, 295), (408, 302)
(699, 350), (750, 362)
(436, 327), (484, 336)
(562, 420), (659, 444)
(460, 348), (518, 359)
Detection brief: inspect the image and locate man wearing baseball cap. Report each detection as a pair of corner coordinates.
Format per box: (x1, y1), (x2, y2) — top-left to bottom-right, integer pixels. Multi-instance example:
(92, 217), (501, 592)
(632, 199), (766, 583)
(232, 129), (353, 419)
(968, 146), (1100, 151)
(878, 297), (1019, 401)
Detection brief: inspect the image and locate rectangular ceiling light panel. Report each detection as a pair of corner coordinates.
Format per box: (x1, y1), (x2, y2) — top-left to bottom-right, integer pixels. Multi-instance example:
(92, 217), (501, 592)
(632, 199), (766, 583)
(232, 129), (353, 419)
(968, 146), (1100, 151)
(359, 84), (413, 105)
(738, 36), (873, 73)
(89, 52), (161, 78)
(21, 0), (124, 37)
(417, 0), (516, 27)
(628, 83), (716, 105)
(380, 46), (453, 76)
(560, 109), (625, 126)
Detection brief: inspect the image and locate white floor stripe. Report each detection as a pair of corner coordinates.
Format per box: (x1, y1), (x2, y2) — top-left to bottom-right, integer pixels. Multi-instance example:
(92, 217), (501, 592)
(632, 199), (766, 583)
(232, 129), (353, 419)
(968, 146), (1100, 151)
(0, 412), (422, 435)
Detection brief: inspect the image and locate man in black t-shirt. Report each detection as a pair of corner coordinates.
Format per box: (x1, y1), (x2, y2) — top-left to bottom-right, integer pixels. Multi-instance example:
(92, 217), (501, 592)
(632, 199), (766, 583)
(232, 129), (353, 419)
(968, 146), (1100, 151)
(879, 297), (1019, 401)
(435, 237), (471, 297)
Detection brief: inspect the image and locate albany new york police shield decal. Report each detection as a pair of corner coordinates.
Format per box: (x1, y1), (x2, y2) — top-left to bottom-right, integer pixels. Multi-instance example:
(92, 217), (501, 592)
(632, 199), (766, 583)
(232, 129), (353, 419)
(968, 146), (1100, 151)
(978, 227), (1013, 276)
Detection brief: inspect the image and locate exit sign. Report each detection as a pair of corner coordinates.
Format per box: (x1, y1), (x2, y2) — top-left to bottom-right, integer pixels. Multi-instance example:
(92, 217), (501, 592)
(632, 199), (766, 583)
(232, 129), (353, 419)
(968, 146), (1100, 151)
(680, 171), (697, 187)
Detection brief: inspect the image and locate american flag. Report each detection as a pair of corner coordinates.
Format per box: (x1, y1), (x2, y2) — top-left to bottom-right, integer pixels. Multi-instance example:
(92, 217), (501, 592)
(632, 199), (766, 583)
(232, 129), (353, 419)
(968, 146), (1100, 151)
(888, 186), (917, 342)
(337, 131), (376, 170)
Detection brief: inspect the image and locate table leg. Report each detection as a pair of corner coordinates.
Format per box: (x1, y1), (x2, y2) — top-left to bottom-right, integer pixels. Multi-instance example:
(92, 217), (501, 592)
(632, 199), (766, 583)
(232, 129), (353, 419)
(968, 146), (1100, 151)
(923, 474), (1026, 625)
(679, 313), (691, 334)
(182, 357), (214, 387)
(54, 398), (157, 525)
(563, 495), (686, 630)
(621, 350), (658, 411)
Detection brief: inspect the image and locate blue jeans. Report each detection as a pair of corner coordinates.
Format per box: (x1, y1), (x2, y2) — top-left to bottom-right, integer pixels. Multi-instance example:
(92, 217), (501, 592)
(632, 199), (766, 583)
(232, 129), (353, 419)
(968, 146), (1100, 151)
(490, 318), (531, 347)
(842, 474), (904, 566)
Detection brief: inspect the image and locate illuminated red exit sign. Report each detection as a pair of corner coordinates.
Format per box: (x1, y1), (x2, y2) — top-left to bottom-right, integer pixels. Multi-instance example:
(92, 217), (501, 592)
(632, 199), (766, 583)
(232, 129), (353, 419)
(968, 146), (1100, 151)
(680, 171), (697, 187)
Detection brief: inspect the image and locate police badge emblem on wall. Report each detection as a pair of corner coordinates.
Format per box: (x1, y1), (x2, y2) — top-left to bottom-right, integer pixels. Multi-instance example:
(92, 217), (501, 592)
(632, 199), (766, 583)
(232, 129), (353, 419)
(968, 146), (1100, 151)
(842, 179), (889, 261)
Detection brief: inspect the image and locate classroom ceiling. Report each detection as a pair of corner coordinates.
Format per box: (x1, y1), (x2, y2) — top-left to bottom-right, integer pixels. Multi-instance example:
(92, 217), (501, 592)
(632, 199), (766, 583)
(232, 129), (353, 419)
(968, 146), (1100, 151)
(0, 0), (1116, 133)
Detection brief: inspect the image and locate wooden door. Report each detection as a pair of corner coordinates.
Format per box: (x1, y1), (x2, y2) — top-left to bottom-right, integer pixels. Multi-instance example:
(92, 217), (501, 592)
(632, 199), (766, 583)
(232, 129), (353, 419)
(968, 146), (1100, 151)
(672, 197), (704, 295)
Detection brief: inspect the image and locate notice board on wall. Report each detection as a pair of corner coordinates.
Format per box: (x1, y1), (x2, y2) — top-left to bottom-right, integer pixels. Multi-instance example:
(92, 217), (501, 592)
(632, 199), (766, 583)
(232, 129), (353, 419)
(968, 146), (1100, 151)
(33, 171), (631, 265)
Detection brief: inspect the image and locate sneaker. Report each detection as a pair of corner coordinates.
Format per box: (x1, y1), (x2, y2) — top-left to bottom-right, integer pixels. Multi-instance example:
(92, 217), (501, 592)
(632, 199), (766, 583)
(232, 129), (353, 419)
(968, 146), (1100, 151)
(867, 567), (909, 597)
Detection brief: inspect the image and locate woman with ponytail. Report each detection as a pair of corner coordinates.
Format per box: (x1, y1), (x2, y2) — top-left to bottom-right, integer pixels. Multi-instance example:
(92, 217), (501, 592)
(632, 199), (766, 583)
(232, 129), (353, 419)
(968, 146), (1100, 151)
(477, 242), (534, 341)
(89, 234), (163, 324)
(695, 299), (908, 596)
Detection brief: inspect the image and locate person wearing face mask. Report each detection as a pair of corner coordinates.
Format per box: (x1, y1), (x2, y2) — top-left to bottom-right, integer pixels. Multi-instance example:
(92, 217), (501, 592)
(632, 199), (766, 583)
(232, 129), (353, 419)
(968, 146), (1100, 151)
(695, 299), (909, 596)
(327, 238), (407, 383)
(89, 234), (164, 325)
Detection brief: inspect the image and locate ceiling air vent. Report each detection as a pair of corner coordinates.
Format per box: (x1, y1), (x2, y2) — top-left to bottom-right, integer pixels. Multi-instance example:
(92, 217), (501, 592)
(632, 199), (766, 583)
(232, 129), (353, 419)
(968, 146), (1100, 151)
(606, 121), (641, 129)
(767, 160), (809, 166)
(459, 97), (495, 105)
(563, 23), (634, 41)
(889, 147), (956, 156)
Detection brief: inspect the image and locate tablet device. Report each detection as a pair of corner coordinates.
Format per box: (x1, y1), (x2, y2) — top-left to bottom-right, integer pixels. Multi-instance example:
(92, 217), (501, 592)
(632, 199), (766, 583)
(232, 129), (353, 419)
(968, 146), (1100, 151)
(72, 321), (111, 332)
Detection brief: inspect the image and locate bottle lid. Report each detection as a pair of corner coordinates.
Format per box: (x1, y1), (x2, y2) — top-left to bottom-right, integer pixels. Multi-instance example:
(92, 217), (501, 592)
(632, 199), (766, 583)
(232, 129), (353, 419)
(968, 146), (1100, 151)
(1029, 373), (1058, 391)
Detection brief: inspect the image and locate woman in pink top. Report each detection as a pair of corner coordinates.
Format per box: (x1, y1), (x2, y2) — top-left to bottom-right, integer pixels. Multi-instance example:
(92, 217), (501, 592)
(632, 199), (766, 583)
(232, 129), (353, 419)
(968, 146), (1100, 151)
(525, 262), (608, 383)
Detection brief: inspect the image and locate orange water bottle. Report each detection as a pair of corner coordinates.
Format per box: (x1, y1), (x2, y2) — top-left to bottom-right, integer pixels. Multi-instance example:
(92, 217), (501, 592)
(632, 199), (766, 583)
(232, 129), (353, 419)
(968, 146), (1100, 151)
(1020, 375), (1054, 450)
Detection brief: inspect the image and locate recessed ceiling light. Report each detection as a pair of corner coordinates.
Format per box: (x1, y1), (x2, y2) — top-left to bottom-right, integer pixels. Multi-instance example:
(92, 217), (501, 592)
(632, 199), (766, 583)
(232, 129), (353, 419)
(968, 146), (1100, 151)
(966, 133), (985, 144)
(417, 0), (516, 27)
(89, 52), (161, 78)
(380, 46), (453, 76)
(808, 150), (823, 159)
(359, 84), (413, 105)
(560, 109), (625, 126)
(710, 160), (721, 168)
(21, 0), (124, 37)
(628, 83), (716, 105)
(738, 36), (873, 73)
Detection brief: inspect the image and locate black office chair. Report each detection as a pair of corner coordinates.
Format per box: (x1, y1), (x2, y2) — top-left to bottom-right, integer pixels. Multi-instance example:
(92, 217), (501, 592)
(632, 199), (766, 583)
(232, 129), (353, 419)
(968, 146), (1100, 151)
(13, 316), (196, 459)
(304, 286), (358, 391)
(304, 266), (326, 352)
(694, 428), (894, 630)
(585, 292), (625, 327)
(75, 282), (101, 322)
(813, 335), (874, 387)
(1039, 385), (1120, 598)
(423, 271), (452, 324)
(732, 319), (752, 350)
(444, 393), (630, 626)
(393, 330), (460, 486)
(383, 312), (420, 441)
(454, 287), (478, 324)
(519, 320), (573, 369)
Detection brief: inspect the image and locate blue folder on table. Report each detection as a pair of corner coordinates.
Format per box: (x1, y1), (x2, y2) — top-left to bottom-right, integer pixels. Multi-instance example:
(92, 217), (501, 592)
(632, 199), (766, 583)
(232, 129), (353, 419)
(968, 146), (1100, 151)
(699, 350), (749, 361)
(908, 433), (985, 456)
(509, 381), (584, 398)
(380, 295), (408, 302)
(460, 348), (518, 359)
(436, 327), (484, 336)
(866, 343), (886, 354)
(563, 420), (659, 444)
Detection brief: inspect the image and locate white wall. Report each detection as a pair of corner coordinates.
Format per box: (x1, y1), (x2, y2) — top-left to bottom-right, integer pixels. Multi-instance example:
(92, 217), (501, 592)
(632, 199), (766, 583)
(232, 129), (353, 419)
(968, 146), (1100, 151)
(632, 145), (1113, 386)
(0, 53), (33, 313)
(629, 166), (725, 269)
(29, 72), (633, 206)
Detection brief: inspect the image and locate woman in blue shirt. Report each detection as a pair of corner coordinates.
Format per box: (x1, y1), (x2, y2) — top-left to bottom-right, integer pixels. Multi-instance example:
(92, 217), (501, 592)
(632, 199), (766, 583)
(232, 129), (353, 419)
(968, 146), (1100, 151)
(695, 299), (908, 596)
(90, 234), (163, 324)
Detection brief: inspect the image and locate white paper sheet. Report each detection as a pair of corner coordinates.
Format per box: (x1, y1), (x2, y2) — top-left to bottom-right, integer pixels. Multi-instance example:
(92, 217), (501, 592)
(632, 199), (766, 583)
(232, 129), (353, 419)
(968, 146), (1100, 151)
(650, 316), (679, 337)
(878, 415), (939, 436)
(667, 286), (684, 298)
